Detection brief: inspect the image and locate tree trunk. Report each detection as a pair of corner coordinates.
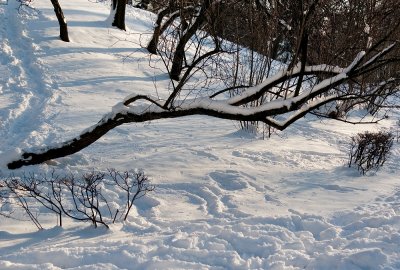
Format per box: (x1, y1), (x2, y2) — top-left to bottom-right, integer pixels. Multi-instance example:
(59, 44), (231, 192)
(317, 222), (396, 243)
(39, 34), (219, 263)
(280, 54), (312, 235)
(112, 0), (126, 31)
(147, 7), (179, 54)
(170, 41), (186, 81)
(50, 0), (69, 42)
(169, 0), (211, 81)
(6, 41), (396, 169)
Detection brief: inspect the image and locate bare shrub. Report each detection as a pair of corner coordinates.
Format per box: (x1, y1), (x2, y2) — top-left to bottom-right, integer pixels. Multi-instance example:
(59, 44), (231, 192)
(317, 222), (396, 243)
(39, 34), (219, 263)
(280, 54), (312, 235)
(348, 131), (394, 175)
(7, 0), (400, 169)
(0, 169), (154, 229)
(107, 169), (154, 221)
(1, 177), (44, 230)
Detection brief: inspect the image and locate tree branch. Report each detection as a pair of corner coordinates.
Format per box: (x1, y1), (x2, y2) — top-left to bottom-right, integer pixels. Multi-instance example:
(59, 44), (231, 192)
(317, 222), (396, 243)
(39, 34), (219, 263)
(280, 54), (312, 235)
(6, 46), (399, 169)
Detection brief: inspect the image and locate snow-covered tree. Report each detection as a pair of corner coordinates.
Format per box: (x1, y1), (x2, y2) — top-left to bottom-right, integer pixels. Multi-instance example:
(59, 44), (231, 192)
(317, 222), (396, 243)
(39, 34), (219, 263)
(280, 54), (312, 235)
(7, 0), (400, 169)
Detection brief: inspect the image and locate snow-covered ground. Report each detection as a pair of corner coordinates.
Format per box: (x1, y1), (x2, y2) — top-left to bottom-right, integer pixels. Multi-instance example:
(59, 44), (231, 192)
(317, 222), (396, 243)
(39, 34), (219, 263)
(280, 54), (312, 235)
(0, 0), (400, 269)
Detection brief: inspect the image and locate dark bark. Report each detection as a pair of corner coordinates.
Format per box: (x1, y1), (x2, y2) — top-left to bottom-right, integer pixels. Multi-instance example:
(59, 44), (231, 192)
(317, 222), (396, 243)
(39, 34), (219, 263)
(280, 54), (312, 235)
(4, 106), (275, 169)
(5, 69), (361, 170)
(112, 0), (126, 31)
(169, 0), (212, 81)
(147, 7), (175, 54)
(147, 7), (180, 54)
(6, 39), (398, 169)
(294, 32), (308, 97)
(8, 115), (122, 169)
(50, 0), (69, 42)
(134, 0), (150, 9)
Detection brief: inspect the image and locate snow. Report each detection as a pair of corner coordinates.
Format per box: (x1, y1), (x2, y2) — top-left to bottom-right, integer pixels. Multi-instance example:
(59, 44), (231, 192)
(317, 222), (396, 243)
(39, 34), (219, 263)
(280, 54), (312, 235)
(226, 63), (344, 106)
(1, 0), (400, 269)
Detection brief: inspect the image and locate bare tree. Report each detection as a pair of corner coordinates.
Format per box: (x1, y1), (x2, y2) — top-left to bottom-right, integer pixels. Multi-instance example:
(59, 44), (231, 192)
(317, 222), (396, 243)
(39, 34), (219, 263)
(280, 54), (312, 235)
(0, 170), (154, 229)
(168, 0), (214, 81)
(17, 0), (70, 42)
(146, 1), (196, 54)
(111, 0), (127, 31)
(7, 0), (400, 169)
(214, 0), (286, 135)
(50, 0), (69, 42)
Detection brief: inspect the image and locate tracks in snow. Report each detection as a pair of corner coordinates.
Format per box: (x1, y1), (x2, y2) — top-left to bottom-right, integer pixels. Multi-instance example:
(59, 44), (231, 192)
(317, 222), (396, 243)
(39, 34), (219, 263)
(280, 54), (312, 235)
(0, 3), (61, 164)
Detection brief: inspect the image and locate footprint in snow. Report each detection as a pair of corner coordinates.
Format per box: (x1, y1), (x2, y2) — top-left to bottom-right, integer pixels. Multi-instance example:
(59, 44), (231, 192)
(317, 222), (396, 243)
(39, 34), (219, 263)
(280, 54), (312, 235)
(209, 170), (249, 191)
(311, 183), (367, 193)
(191, 149), (219, 161)
(264, 194), (282, 205)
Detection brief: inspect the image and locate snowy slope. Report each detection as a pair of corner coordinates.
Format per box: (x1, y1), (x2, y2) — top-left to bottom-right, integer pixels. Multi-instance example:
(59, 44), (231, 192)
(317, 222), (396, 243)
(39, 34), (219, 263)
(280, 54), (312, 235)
(1, 0), (400, 269)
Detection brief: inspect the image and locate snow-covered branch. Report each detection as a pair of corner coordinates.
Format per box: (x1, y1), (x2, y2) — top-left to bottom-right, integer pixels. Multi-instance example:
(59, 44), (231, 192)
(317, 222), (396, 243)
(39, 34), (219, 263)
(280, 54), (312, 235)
(7, 44), (399, 169)
(226, 64), (344, 106)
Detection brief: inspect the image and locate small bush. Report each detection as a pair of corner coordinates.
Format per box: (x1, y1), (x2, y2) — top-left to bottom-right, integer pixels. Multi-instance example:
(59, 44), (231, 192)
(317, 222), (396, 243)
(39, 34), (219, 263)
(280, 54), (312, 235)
(0, 169), (154, 229)
(348, 131), (393, 175)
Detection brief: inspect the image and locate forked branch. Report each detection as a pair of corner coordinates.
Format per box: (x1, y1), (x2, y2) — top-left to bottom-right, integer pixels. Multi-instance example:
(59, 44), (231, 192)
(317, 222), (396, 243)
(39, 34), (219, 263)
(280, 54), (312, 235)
(6, 44), (399, 169)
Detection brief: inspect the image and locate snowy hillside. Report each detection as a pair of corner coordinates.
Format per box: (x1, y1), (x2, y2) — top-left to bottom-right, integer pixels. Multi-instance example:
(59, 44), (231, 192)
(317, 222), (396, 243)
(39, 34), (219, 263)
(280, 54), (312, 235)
(1, 0), (400, 269)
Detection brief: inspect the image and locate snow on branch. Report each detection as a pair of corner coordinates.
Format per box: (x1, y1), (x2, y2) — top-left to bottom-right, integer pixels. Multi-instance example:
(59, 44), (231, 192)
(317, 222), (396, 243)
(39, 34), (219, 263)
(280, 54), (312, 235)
(6, 46), (399, 169)
(355, 43), (397, 73)
(264, 94), (349, 130)
(226, 64), (344, 106)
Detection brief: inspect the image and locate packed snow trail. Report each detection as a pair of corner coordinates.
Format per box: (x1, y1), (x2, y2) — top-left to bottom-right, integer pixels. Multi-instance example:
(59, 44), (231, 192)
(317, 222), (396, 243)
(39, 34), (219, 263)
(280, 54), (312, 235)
(0, 1), (62, 164)
(0, 0), (400, 269)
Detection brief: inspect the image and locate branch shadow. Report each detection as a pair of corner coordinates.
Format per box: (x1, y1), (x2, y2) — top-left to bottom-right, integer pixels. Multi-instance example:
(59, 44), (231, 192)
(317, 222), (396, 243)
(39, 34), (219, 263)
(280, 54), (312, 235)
(0, 225), (109, 255)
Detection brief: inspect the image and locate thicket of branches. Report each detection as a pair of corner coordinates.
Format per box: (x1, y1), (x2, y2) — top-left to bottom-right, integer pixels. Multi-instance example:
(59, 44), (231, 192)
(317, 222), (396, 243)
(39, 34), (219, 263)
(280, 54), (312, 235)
(142, 0), (400, 136)
(0, 170), (154, 229)
(7, 0), (400, 169)
(348, 131), (394, 175)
